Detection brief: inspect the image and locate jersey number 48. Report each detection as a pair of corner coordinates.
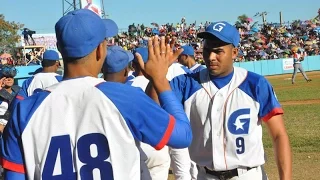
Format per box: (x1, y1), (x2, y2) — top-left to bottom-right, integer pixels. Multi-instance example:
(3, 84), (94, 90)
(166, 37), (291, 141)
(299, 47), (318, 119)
(42, 133), (113, 179)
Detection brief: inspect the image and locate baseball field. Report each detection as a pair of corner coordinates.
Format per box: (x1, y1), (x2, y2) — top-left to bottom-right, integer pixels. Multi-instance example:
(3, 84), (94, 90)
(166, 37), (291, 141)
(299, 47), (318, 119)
(169, 70), (320, 180)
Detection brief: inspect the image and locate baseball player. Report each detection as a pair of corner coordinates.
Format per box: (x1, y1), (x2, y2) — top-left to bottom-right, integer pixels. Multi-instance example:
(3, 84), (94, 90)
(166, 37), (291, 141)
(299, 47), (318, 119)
(1, 9), (192, 180)
(129, 47), (194, 180)
(178, 45), (206, 73)
(291, 46), (312, 84)
(102, 46), (155, 180)
(103, 45), (133, 83)
(147, 21), (292, 180)
(13, 50), (62, 102)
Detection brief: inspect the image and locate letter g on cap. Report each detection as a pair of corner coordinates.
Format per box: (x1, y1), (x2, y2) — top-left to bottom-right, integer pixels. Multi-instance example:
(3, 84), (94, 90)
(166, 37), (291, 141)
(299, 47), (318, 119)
(212, 22), (226, 32)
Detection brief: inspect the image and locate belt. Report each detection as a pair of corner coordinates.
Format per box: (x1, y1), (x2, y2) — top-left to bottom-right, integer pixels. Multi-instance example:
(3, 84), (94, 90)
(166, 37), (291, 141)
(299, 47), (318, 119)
(204, 167), (255, 180)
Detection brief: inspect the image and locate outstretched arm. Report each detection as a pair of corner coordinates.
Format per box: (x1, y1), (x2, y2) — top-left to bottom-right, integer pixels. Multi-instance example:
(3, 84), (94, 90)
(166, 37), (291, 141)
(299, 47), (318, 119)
(4, 170), (27, 180)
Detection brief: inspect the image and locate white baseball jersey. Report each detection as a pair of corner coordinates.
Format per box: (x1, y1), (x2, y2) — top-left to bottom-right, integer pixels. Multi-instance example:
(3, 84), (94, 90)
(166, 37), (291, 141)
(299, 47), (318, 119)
(126, 63), (192, 180)
(189, 63), (206, 73)
(1, 76), (190, 179)
(0, 100), (8, 124)
(127, 63), (190, 90)
(169, 66), (283, 171)
(16, 72), (62, 99)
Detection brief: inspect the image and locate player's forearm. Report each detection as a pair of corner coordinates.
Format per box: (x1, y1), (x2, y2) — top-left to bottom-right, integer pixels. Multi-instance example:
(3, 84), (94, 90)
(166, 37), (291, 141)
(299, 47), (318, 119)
(4, 170), (27, 180)
(151, 77), (171, 94)
(145, 82), (160, 105)
(273, 133), (292, 180)
(158, 91), (192, 148)
(146, 77), (171, 105)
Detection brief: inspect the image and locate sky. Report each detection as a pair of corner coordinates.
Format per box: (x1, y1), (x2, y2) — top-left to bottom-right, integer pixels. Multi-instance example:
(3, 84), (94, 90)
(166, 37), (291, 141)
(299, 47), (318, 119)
(0, 0), (319, 34)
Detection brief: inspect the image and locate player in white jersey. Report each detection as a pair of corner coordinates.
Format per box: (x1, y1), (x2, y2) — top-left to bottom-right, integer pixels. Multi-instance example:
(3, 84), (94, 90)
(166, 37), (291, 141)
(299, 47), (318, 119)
(148, 21), (292, 180)
(178, 45), (206, 73)
(132, 47), (195, 180)
(13, 50), (62, 102)
(102, 46), (156, 180)
(1, 9), (192, 180)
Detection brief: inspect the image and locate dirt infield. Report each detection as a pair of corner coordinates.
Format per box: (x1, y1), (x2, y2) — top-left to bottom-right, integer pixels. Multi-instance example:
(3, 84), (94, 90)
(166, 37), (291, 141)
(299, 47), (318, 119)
(281, 99), (320, 105)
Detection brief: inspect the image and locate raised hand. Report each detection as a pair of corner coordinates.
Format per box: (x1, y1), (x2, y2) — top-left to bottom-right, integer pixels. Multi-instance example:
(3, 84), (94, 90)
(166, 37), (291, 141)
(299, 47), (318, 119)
(166, 36), (184, 66)
(0, 77), (6, 90)
(135, 36), (183, 81)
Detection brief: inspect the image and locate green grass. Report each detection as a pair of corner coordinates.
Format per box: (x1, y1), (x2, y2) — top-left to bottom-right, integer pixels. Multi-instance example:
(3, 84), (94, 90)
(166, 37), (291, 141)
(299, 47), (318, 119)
(263, 72), (320, 180)
(268, 75), (320, 102)
(263, 104), (320, 152)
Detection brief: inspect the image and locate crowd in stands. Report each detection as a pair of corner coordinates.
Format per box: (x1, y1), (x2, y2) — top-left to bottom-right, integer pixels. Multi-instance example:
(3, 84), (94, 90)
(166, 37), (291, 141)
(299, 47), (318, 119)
(114, 9), (320, 63)
(1, 9), (320, 66)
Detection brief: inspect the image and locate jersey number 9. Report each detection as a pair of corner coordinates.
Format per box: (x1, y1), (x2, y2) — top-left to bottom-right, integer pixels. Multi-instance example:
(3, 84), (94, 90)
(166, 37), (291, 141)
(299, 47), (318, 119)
(42, 133), (113, 179)
(236, 137), (245, 154)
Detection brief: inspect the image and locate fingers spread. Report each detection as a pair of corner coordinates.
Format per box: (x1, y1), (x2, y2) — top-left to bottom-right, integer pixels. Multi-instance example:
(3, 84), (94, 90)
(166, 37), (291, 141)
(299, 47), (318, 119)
(160, 36), (166, 58)
(153, 35), (160, 58)
(135, 53), (145, 70)
(148, 37), (155, 60)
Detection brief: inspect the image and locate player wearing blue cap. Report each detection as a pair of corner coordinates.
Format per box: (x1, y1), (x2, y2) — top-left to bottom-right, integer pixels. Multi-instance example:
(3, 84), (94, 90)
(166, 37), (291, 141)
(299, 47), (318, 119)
(12, 50), (62, 102)
(103, 45), (134, 83)
(133, 47), (195, 180)
(127, 47), (171, 180)
(1, 9), (192, 180)
(148, 21), (292, 180)
(126, 47), (150, 89)
(178, 45), (205, 73)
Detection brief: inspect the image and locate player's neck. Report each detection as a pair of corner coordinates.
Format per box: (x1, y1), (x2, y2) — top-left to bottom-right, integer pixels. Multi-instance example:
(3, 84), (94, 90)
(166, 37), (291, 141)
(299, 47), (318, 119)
(42, 67), (56, 73)
(187, 59), (196, 69)
(104, 72), (125, 83)
(63, 64), (97, 79)
(135, 69), (144, 77)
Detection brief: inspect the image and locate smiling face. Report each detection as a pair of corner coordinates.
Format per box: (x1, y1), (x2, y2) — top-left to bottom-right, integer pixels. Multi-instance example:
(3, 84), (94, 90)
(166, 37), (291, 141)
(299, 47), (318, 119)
(3, 77), (14, 88)
(203, 38), (238, 77)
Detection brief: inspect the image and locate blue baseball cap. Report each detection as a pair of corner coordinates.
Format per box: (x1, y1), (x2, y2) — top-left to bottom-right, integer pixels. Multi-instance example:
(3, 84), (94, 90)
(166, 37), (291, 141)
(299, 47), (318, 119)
(104, 46), (134, 73)
(133, 47), (148, 63)
(43, 50), (59, 61)
(181, 45), (194, 56)
(197, 21), (240, 47)
(55, 9), (118, 59)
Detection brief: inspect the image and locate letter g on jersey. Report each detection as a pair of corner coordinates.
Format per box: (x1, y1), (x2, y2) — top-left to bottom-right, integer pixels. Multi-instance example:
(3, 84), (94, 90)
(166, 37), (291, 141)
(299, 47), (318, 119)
(227, 108), (250, 135)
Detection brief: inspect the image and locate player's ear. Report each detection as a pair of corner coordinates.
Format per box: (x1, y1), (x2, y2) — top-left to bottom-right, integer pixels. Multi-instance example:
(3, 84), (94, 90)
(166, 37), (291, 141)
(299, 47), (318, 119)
(231, 46), (238, 60)
(124, 67), (129, 77)
(96, 40), (107, 62)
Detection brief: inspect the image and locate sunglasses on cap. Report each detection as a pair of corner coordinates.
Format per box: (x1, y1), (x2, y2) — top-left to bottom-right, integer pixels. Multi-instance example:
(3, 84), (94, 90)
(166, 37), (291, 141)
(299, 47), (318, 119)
(1, 66), (17, 78)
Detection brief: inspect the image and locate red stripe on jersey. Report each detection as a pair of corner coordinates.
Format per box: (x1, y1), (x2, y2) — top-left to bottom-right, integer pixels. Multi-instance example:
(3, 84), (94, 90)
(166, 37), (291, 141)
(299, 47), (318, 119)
(155, 115), (176, 150)
(261, 108), (284, 122)
(16, 95), (24, 100)
(2, 158), (25, 173)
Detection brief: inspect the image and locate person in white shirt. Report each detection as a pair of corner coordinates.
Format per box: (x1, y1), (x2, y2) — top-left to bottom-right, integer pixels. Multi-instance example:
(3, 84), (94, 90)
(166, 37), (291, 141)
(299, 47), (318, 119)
(13, 50), (62, 102)
(178, 45), (205, 73)
(83, 0), (101, 16)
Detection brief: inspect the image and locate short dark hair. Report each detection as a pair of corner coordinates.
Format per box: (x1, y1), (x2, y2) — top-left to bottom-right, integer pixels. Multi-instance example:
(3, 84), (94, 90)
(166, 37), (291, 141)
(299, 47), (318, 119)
(189, 55), (195, 59)
(42, 60), (57, 67)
